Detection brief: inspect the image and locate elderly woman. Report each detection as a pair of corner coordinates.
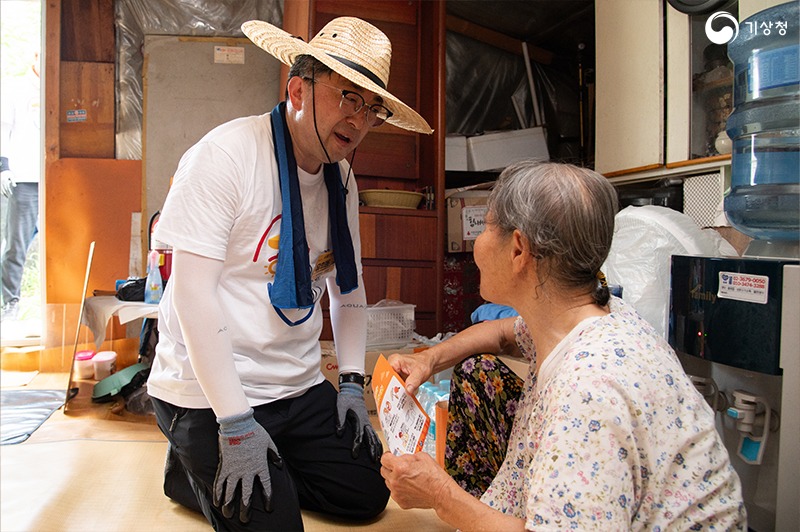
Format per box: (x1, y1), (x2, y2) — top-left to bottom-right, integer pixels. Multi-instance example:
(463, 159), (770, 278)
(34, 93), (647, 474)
(380, 161), (746, 531)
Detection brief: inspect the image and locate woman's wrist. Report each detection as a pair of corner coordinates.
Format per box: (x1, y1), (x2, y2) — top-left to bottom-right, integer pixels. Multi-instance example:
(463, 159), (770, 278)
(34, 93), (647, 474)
(423, 346), (443, 376)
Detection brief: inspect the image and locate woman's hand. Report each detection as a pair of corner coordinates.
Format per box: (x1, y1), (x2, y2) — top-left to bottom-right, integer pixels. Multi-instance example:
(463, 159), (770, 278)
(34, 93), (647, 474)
(380, 451), (452, 510)
(381, 450), (527, 532)
(386, 351), (436, 395)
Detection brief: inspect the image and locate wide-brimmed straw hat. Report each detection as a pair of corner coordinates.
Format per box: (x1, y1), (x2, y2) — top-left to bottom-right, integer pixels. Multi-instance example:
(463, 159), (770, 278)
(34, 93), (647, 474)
(242, 17), (433, 134)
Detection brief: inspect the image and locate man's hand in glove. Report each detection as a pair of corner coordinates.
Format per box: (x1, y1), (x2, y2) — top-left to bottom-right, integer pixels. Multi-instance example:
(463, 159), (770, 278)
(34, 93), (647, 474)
(214, 408), (282, 523)
(1, 170), (16, 198)
(336, 381), (383, 462)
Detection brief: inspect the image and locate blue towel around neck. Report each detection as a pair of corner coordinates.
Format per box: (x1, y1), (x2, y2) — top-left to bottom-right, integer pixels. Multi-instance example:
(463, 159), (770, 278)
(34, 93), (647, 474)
(268, 102), (358, 325)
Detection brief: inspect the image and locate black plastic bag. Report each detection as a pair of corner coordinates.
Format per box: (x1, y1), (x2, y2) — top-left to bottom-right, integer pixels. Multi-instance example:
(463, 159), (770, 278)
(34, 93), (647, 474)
(116, 277), (145, 301)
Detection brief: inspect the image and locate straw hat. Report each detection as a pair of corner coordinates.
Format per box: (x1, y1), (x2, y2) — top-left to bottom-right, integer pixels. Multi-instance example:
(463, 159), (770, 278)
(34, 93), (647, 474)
(242, 17), (433, 134)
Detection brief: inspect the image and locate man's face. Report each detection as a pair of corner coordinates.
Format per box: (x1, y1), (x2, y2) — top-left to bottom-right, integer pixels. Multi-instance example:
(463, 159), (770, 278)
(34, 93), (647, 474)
(289, 71), (383, 171)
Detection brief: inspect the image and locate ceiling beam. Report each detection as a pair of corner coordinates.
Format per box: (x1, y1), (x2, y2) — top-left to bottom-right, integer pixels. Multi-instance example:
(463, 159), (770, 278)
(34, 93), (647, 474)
(446, 14), (553, 65)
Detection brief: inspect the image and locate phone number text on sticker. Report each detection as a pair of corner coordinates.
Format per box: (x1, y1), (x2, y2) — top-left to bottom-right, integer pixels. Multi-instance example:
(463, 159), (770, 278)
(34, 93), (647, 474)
(718, 271), (769, 304)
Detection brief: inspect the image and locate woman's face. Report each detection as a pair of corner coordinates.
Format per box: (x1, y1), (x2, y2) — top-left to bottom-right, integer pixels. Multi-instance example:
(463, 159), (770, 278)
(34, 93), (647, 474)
(473, 210), (513, 305)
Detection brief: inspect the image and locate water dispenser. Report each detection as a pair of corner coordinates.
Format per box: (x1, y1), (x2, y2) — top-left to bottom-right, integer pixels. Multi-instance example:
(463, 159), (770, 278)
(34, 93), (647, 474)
(724, 1), (799, 258)
(669, 4), (800, 530)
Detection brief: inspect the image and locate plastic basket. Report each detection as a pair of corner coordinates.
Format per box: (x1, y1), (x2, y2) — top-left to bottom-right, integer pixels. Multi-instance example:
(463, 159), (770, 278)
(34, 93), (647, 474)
(366, 303), (416, 349)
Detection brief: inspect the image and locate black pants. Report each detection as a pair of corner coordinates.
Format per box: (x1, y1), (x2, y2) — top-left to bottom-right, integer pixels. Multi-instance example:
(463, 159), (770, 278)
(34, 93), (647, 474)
(152, 380), (389, 531)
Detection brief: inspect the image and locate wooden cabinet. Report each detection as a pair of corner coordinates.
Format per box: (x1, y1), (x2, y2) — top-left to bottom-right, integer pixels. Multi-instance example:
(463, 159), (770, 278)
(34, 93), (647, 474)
(359, 208), (439, 336)
(594, 0), (664, 176)
(595, 0), (777, 182)
(286, 0), (447, 339)
(321, 207), (439, 339)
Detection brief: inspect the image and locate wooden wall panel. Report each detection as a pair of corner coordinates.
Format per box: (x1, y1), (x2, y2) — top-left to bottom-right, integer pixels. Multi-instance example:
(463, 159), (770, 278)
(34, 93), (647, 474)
(362, 264), (436, 312)
(353, 130), (417, 180)
(60, 0), (115, 62)
(45, 158), (142, 304)
(359, 211), (436, 261)
(59, 61), (115, 157)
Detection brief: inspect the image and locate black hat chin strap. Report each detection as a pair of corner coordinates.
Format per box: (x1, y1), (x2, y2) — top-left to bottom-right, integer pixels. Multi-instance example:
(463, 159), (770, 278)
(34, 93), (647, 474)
(310, 64), (355, 193)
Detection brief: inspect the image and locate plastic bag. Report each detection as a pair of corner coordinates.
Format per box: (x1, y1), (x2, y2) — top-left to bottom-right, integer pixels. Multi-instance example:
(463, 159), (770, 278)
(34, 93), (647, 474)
(602, 206), (738, 338)
(116, 277), (145, 301)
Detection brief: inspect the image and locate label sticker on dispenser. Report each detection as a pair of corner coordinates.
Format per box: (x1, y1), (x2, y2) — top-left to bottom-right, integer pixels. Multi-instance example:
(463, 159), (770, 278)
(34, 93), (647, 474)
(717, 271), (769, 304)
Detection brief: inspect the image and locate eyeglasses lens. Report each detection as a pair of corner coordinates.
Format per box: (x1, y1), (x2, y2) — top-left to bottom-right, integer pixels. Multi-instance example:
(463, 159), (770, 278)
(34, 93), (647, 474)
(339, 91), (390, 127)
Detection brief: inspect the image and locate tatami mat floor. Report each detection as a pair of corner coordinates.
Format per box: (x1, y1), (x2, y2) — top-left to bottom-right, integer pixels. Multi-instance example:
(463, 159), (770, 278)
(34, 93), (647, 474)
(1, 372), (451, 531)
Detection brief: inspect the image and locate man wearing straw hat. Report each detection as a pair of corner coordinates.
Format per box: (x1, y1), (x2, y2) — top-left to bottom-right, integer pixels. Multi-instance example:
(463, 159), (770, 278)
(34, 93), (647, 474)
(146, 16), (432, 531)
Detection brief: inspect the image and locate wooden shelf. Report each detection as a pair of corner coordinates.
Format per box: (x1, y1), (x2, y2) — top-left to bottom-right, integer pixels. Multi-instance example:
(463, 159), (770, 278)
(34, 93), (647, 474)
(359, 206), (437, 217)
(693, 75), (733, 95)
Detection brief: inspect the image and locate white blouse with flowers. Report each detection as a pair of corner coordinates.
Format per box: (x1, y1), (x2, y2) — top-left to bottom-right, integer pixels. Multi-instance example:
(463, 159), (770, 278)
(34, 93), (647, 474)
(480, 297), (747, 531)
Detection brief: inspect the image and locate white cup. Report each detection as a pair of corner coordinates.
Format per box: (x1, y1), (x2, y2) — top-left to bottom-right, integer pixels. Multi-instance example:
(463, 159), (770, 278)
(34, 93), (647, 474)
(74, 350), (96, 379)
(93, 351), (117, 380)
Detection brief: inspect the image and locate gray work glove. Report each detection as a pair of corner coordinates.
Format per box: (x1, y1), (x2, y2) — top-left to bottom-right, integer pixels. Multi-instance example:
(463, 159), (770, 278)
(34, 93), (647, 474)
(1, 170), (16, 198)
(214, 408), (282, 522)
(336, 382), (383, 462)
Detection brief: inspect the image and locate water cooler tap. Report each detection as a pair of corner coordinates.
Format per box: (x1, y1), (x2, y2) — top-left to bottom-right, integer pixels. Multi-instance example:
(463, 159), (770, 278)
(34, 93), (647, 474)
(690, 375), (727, 413)
(726, 390), (777, 465)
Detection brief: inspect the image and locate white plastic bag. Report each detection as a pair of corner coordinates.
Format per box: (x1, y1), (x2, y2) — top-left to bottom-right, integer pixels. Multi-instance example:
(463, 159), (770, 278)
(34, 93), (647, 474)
(602, 206), (738, 338)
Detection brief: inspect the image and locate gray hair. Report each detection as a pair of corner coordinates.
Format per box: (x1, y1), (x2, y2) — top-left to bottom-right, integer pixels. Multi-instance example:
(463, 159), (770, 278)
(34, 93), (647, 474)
(288, 54), (332, 80)
(285, 55), (333, 98)
(487, 160), (619, 304)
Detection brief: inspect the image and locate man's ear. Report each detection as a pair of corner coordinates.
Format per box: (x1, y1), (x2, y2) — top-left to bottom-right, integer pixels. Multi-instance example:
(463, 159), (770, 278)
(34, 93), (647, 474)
(287, 76), (305, 109)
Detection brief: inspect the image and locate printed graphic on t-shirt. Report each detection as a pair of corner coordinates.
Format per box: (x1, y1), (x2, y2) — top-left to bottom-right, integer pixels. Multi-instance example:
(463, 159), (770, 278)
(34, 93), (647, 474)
(252, 214), (328, 307)
(253, 214), (282, 278)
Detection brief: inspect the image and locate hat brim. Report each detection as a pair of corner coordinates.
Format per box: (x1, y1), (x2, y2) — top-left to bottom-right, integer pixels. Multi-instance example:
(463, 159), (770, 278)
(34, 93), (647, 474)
(242, 20), (433, 135)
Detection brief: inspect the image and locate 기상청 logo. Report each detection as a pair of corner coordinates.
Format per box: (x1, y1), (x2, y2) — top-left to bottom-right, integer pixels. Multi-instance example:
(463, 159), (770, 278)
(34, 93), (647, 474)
(705, 11), (739, 45)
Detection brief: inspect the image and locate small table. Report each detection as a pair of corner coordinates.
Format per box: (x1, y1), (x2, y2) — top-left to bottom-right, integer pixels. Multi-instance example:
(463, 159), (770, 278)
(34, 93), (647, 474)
(82, 296), (158, 348)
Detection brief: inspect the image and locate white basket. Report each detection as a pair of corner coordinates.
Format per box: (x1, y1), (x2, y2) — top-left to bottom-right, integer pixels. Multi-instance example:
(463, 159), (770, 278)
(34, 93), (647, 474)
(366, 304), (415, 349)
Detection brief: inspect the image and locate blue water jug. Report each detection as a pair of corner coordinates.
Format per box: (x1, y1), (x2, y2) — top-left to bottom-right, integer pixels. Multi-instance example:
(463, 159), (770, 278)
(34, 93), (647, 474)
(724, 1), (799, 242)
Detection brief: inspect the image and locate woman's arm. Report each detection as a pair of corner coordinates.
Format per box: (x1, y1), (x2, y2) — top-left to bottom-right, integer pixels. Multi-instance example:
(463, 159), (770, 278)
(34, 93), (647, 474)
(389, 316), (518, 394)
(381, 451), (526, 532)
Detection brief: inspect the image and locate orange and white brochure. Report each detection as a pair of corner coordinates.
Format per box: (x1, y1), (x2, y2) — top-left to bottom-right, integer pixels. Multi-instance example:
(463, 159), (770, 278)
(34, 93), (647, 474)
(371, 354), (430, 455)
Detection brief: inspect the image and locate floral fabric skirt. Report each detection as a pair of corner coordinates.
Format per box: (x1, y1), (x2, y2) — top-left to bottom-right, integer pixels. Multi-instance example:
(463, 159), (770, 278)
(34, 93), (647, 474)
(444, 353), (524, 497)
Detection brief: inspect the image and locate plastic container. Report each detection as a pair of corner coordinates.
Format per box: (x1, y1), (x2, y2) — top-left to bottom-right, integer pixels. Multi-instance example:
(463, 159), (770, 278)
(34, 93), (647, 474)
(724, 1), (799, 242)
(144, 249), (164, 304)
(74, 350), (96, 379)
(365, 302), (415, 349)
(417, 383), (437, 459)
(93, 351), (117, 380)
(157, 247), (173, 282)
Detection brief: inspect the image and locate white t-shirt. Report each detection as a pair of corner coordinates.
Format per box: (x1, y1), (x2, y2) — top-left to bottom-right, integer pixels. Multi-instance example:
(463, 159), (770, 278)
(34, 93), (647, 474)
(481, 297), (747, 530)
(0, 70), (41, 183)
(147, 113), (362, 408)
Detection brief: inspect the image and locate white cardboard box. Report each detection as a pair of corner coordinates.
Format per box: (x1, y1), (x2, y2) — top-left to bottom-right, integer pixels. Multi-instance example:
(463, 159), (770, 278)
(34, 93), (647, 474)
(467, 127), (549, 171)
(445, 135), (469, 171)
(445, 188), (491, 253)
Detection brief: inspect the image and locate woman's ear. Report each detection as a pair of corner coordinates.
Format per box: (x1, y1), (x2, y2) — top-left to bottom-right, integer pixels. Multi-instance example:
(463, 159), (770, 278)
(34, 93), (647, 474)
(510, 229), (532, 274)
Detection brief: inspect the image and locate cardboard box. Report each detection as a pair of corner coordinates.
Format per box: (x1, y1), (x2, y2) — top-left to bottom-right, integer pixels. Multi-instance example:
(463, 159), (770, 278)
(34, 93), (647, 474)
(466, 127), (549, 172)
(445, 135), (469, 171)
(320, 341), (416, 416)
(445, 188), (491, 253)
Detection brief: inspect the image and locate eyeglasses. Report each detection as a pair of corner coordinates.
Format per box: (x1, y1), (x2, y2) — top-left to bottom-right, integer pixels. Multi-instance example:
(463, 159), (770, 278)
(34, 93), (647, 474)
(305, 78), (393, 128)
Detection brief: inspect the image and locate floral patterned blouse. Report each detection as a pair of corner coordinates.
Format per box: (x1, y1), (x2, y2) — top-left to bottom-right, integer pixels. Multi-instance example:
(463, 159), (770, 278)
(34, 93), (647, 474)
(480, 297), (747, 530)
